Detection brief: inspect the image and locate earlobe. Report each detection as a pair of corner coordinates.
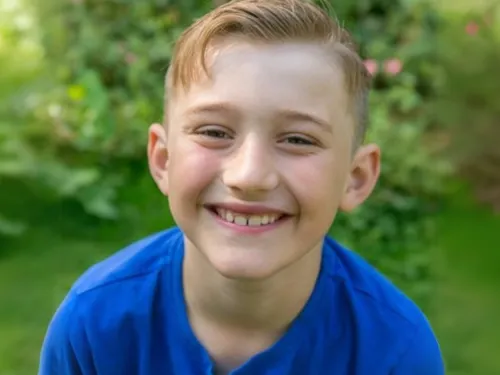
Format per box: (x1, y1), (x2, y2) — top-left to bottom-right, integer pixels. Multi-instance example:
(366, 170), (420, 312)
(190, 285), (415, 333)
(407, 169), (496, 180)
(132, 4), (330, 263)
(147, 123), (169, 196)
(339, 144), (381, 212)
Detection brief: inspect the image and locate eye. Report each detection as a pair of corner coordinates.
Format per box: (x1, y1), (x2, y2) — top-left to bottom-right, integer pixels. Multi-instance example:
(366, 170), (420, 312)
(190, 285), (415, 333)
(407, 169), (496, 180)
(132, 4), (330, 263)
(197, 128), (232, 139)
(283, 135), (315, 146)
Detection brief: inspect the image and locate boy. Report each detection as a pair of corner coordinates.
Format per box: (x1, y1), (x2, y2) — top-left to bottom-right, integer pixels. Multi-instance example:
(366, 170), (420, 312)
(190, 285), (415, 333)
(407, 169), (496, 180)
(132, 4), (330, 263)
(39, 0), (444, 374)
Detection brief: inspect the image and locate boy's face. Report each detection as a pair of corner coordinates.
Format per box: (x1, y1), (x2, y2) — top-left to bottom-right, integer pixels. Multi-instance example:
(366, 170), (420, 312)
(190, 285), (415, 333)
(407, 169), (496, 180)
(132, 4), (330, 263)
(149, 41), (380, 280)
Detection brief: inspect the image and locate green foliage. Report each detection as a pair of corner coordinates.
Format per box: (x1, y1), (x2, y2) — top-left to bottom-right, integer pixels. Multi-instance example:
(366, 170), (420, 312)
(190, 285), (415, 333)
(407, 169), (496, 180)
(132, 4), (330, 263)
(0, 0), (45, 235)
(326, 0), (441, 96)
(432, 8), (500, 211)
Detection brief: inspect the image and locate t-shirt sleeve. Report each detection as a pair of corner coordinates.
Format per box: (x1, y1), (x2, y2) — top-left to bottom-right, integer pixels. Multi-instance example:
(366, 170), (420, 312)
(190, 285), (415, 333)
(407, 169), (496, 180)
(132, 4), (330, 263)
(38, 295), (92, 375)
(391, 318), (445, 375)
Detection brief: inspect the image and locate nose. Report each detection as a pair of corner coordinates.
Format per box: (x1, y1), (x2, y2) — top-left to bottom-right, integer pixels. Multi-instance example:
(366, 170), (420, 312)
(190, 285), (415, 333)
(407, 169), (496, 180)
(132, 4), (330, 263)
(222, 134), (279, 195)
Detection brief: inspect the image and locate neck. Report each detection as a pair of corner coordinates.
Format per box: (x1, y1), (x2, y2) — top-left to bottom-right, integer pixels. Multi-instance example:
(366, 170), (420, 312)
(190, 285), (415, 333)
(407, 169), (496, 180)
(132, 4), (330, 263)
(182, 238), (323, 333)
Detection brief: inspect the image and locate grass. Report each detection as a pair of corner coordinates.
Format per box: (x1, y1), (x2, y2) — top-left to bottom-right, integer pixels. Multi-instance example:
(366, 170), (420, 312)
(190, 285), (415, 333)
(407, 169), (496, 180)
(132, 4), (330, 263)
(433, 184), (500, 375)
(0, 179), (499, 374)
(0, 232), (117, 373)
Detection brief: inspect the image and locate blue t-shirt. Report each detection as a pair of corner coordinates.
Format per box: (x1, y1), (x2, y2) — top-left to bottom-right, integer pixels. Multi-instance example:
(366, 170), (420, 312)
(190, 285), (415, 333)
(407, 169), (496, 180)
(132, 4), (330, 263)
(39, 227), (444, 375)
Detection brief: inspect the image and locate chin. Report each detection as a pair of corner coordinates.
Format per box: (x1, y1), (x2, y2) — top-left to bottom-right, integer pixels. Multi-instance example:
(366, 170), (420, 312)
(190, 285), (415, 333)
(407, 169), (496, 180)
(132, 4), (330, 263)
(210, 254), (283, 281)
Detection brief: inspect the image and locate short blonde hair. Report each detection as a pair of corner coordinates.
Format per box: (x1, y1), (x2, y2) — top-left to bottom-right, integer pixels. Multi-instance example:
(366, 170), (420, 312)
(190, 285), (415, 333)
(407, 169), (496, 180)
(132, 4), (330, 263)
(166, 0), (371, 144)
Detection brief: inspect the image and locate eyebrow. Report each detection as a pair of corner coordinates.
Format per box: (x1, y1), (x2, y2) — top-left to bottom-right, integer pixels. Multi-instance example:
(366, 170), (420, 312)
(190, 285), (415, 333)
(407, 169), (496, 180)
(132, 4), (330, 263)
(274, 109), (333, 133)
(184, 102), (332, 132)
(184, 102), (238, 117)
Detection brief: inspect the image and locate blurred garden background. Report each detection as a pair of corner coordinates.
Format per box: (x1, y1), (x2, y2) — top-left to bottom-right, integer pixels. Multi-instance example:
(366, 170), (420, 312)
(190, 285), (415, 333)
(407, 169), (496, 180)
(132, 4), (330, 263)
(1, 0), (499, 373)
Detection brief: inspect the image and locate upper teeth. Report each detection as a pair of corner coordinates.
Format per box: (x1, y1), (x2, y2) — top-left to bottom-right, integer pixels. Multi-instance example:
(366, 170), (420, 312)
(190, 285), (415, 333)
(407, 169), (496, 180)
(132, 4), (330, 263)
(215, 208), (280, 226)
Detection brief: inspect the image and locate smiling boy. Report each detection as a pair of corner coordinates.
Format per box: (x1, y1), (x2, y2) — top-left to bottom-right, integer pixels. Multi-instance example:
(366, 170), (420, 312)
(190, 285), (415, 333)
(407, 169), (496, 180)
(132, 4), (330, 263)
(39, 1), (444, 374)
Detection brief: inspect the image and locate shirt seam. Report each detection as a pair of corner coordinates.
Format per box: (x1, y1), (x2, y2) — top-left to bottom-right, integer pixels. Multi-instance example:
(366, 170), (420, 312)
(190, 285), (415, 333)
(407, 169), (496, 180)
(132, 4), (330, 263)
(73, 264), (166, 298)
(326, 254), (419, 326)
(326, 238), (417, 326)
(72, 231), (179, 297)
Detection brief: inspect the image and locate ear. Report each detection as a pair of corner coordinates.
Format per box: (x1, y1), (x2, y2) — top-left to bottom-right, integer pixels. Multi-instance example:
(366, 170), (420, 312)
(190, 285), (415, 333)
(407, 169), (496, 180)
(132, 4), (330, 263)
(339, 143), (381, 212)
(147, 123), (169, 196)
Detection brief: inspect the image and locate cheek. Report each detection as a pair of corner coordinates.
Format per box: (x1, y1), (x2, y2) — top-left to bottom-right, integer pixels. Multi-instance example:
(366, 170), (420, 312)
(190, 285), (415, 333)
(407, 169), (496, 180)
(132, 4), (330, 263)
(283, 155), (348, 212)
(169, 141), (220, 193)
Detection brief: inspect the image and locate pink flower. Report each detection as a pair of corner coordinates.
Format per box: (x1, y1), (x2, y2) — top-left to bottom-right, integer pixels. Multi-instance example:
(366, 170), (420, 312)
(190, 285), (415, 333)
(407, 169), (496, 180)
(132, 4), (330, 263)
(383, 58), (403, 76)
(465, 21), (479, 35)
(363, 59), (378, 76)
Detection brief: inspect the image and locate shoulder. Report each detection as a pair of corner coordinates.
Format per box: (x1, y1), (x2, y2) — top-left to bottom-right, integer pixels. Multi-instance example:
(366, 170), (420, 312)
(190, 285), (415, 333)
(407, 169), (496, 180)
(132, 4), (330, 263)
(323, 237), (423, 325)
(71, 226), (183, 296)
(65, 226), (184, 323)
(322, 237), (444, 374)
(39, 227), (184, 374)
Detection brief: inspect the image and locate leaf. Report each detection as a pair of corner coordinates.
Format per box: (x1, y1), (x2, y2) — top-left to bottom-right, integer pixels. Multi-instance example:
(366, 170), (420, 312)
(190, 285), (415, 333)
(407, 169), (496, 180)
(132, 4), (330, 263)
(58, 169), (101, 196)
(0, 213), (26, 236)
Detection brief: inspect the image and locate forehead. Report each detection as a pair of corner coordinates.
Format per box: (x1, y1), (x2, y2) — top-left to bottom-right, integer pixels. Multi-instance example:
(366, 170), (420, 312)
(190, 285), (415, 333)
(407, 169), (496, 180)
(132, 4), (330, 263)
(171, 41), (350, 128)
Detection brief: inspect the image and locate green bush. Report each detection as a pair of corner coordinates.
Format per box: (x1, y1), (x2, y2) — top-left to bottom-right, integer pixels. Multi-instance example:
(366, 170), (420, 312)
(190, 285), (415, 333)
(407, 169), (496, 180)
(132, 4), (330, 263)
(1, 0), (451, 301)
(0, 0), (46, 235)
(433, 8), (500, 212)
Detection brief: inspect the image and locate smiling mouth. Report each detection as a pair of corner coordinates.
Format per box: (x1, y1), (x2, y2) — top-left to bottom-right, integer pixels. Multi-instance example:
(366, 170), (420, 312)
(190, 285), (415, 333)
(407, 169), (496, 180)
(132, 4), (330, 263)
(206, 206), (287, 227)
